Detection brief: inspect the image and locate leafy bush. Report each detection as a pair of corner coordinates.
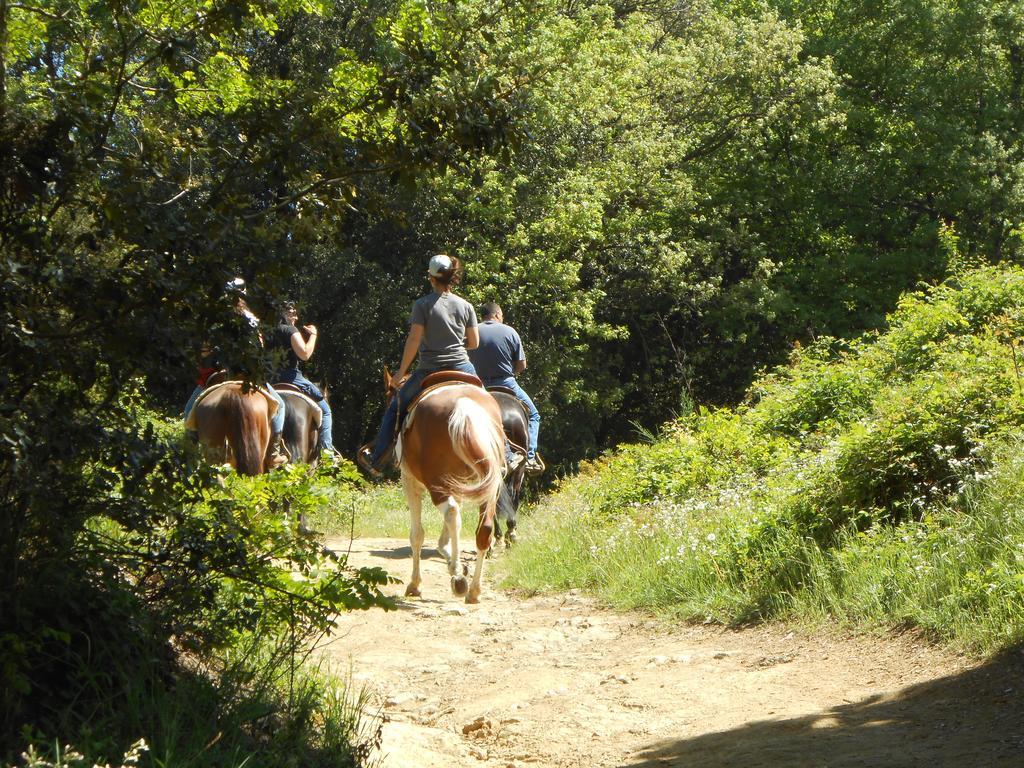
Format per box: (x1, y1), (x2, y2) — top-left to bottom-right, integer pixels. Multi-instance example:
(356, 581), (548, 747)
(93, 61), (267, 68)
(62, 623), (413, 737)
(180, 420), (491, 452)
(502, 265), (1024, 649)
(1, 403), (393, 764)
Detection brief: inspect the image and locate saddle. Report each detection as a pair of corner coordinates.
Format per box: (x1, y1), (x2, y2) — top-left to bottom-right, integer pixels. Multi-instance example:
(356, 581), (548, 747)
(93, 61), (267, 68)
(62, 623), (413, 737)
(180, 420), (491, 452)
(184, 379), (281, 431)
(273, 384), (323, 429)
(204, 369), (228, 388)
(420, 370), (483, 389)
(360, 371), (487, 470)
(485, 385), (530, 421)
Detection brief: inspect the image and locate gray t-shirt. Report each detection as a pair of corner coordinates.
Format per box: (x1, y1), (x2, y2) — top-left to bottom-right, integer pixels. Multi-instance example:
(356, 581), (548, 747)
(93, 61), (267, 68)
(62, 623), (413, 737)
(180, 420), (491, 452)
(469, 320), (524, 380)
(410, 292), (478, 369)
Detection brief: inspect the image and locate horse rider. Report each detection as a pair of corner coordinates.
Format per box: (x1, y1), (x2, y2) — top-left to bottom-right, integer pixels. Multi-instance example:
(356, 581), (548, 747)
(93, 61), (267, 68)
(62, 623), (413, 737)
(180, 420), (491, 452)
(183, 277), (288, 468)
(358, 254), (521, 478)
(469, 302), (543, 473)
(269, 300), (336, 457)
(182, 340), (220, 441)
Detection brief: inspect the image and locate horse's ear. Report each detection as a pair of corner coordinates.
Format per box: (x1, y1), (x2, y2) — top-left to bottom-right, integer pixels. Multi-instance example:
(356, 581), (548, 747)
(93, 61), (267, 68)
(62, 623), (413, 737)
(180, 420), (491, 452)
(383, 366), (393, 390)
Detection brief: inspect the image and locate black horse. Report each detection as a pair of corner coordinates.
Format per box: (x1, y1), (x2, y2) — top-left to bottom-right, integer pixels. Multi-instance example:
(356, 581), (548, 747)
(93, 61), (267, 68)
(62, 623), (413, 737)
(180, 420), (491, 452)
(488, 387), (529, 546)
(274, 383), (324, 465)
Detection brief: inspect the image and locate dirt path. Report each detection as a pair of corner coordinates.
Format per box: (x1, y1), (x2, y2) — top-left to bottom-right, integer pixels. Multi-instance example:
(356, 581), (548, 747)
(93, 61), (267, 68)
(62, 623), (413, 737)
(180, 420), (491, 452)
(322, 537), (1024, 767)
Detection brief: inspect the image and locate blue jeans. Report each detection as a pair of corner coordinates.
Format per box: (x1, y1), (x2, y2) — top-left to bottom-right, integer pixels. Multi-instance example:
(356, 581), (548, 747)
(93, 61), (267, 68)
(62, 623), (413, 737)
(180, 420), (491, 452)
(183, 384), (203, 425)
(267, 387), (286, 435)
(276, 370), (334, 451)
(184, 383), (286, 435)
(483, 376), (540, 457)
(370, 360), (478, 465)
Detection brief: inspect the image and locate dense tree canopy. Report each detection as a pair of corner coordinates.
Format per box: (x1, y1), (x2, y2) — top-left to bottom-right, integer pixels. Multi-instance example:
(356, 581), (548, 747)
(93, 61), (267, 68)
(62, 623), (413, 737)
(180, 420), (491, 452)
(284, 0), (1024, 461)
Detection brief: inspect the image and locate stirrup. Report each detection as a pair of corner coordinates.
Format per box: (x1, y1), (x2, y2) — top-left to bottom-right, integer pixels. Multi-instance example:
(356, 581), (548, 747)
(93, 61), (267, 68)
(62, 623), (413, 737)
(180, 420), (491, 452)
(524, 454), (546, 475)
(266, 435), (290, 469)
(505, 453), (525, 476)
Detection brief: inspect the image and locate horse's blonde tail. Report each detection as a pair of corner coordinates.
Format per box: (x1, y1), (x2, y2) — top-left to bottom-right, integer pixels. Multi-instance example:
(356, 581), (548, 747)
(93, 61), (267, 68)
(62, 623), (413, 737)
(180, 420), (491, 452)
(447, 397), (504, 507)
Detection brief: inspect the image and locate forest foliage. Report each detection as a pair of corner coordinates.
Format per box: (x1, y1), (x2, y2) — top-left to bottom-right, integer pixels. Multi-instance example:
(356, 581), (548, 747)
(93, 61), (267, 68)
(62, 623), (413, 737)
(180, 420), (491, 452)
(503, 265), (1024, 651)
(3, 0), (1024, 762)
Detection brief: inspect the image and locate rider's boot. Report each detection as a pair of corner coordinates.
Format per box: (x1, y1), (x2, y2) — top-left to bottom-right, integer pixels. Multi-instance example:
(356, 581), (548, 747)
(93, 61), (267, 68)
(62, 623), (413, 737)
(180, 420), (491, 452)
(357, 440), (394, 479)
(505, 452), (525, 476)
(504, 441), (525, 477)
(266, 432), (289, 470)
(524, 454), (545, 475)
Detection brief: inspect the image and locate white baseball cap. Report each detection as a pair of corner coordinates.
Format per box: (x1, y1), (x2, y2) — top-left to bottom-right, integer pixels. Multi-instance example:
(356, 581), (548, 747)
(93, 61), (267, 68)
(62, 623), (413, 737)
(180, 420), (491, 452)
(427, 254), (452, 277)
(224, 276), (246, 294)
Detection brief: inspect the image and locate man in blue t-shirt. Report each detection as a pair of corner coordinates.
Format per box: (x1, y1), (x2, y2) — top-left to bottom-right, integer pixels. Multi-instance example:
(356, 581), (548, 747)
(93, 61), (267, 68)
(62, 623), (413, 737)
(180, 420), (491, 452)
(469, 302), (542, 472)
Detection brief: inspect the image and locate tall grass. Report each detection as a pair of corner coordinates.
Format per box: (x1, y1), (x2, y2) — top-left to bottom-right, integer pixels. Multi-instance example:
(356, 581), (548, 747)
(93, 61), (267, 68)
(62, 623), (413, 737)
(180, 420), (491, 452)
(15, 643), (382, 768)
(306, 480), (444, 540)
(794, 442), (1024, 649)
(499, 266), (1024, 652)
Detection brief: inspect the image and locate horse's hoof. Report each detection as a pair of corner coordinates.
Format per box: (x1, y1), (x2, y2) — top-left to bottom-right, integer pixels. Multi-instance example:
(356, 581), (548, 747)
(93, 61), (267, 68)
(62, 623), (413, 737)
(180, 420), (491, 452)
(465, 591), (481, 604)
(405, 585), (421, 597)
(507, 529), (517, 545)
(451, 575), (469, 596)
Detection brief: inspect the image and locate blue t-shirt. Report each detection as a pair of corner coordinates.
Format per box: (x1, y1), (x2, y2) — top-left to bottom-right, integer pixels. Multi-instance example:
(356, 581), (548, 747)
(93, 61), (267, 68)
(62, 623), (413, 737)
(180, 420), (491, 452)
(469, 320), (524, 380)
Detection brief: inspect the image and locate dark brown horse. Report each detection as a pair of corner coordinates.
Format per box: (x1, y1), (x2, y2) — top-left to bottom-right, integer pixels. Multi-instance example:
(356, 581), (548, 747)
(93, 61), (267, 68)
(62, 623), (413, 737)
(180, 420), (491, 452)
(488, 387), (529, 546)
(275, 384), (323, 464)
(188, 382), (273, 475)
(386, 369), (506, 603)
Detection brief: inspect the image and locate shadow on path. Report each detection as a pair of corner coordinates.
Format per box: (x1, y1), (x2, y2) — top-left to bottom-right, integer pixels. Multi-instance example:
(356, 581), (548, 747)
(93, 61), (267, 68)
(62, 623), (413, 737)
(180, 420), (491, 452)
(626, 646), (1024, 767)
(367, 545), (449, 560)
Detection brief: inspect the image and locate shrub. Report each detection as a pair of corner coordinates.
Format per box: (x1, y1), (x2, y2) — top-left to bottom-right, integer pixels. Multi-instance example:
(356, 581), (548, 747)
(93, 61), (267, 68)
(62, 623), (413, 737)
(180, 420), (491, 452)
(2, 404), (393, 765)
(502, 265), (1024, 649)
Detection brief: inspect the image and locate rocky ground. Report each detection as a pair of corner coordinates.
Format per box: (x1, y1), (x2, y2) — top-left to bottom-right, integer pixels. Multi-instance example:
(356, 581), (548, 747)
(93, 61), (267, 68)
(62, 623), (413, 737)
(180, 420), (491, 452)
(322, 536), (1024, 768)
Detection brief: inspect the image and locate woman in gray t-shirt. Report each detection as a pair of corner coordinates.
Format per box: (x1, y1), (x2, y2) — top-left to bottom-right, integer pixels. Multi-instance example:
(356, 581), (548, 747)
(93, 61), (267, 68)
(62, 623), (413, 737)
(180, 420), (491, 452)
(359, 254), (480, 473)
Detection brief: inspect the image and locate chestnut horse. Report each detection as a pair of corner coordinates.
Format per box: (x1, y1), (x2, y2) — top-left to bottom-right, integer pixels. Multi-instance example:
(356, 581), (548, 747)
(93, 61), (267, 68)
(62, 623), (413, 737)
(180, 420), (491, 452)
(188, 382), (273, 475)
(387, 369), (506, 603)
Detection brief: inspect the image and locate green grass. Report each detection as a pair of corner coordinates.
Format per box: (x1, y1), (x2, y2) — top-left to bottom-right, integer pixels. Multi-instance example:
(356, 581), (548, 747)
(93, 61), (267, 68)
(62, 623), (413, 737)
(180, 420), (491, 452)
(307, 479), (444, 541)
(792, 443), (1024, 650)
(499, 265), (1024, 653)
(501, 440), (1024, 652)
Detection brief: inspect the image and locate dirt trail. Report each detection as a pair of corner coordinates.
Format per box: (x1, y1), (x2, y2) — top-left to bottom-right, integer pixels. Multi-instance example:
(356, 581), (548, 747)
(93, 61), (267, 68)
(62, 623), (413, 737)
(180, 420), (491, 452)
(323, 536), (1024, 767)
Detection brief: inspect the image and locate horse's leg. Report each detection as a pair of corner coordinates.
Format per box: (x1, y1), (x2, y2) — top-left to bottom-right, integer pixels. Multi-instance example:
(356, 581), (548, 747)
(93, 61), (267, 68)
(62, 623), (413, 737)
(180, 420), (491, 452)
(484, 502), (498, 560)
(467, 547), (487, 604)
(468, 496), (498, 602)
(437, 495), (468, 597)
(493, 499), (504, 547)
(436, 488), (451, 561)
(402, 470), (425, 598)
(437, 524), (451, 562)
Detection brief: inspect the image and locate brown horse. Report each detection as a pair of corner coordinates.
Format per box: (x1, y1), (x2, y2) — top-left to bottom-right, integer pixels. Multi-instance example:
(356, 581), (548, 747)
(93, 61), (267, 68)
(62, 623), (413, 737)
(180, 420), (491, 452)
(275, 384), (323, 465)
(387, 369), (506, 603)
(488, 387), (529, 546)
(188, 382), (272, 475)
